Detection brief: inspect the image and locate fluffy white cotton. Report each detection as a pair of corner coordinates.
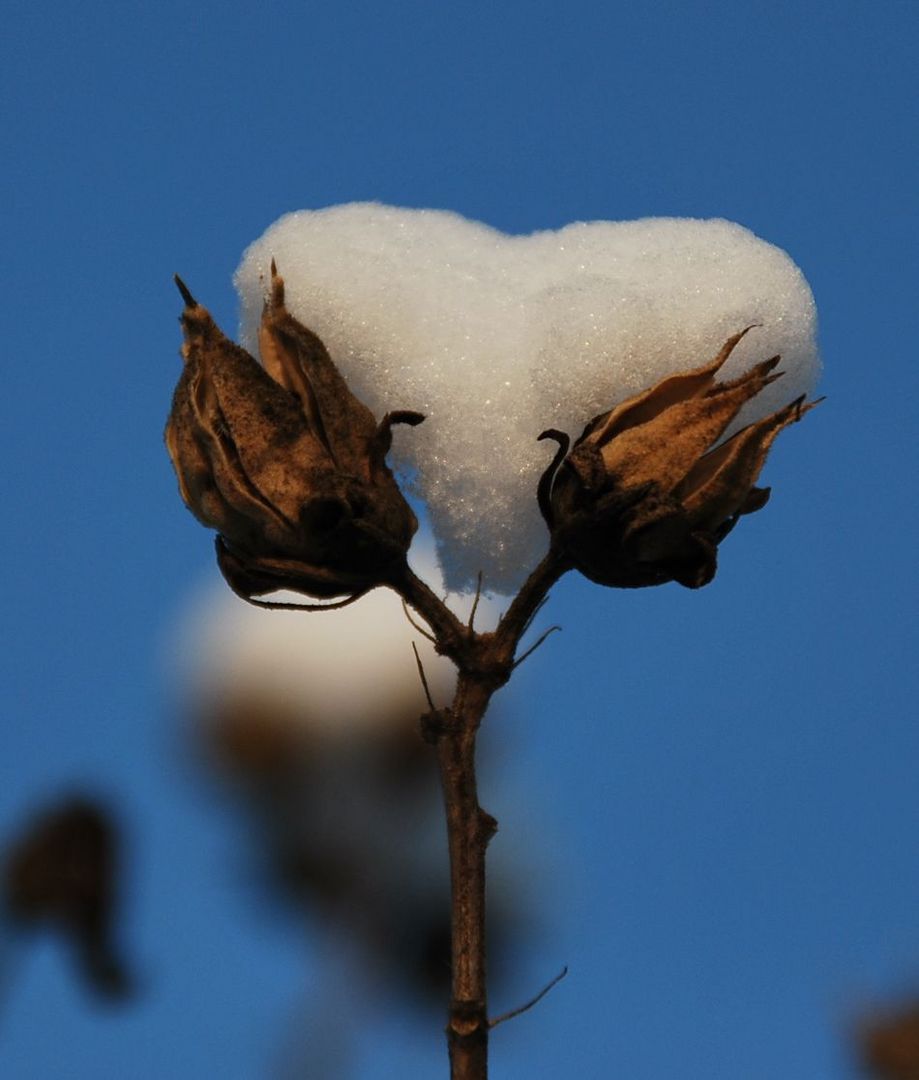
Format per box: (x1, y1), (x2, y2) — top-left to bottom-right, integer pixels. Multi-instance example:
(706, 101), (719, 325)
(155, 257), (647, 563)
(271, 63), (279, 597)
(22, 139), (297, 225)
(235, 204), (820, 594)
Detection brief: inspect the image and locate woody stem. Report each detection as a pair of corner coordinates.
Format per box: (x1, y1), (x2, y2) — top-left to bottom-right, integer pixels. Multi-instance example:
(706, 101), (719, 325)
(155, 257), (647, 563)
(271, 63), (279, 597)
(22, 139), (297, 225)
(394, 549), (569, 1080)
(437, 675), (495, 1080)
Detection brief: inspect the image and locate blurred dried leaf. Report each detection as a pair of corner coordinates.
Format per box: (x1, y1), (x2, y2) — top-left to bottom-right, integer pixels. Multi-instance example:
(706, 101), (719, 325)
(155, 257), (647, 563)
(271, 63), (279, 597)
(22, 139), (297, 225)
(3, 796), (131, 999)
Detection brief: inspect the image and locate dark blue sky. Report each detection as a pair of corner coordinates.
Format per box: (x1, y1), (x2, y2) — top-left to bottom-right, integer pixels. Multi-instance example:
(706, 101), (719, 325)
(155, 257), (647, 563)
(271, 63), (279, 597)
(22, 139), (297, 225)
(1, 1), (917, 1077)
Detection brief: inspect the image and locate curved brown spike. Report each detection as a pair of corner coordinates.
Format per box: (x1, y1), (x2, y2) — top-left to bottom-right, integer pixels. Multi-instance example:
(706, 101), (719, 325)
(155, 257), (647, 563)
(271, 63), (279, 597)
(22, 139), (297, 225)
(370, 410), (427, 470)
(680, 392), (821, 531)
(386, 410), (426, 428)
(257, 267), (338, 461)
(756, 354), (782, 376)
(175, 278), (228, 363)
(173, 274), (196, 308)
(799, 394), (826, 414)
(706, 354), (783, 397)
(776, 393), (824, 427)
(740, 485), (771, 515)
(537, 429), (571, 447)
(591, 324), (763, 447)
(712, 323), (760, 363)
(536, 429), (571, 528)
(268, 258), (285, 308)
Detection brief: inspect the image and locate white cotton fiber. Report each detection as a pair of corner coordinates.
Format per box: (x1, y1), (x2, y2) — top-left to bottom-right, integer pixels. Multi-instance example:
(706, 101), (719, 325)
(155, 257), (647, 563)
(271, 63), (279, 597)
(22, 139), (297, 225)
(235, 204), (819, 594)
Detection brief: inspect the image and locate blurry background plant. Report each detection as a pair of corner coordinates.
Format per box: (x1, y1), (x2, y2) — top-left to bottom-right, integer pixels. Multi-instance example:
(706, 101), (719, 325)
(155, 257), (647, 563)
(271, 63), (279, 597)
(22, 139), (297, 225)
(171, 549), (540, 1072)
(2, 795), (131, 1005)
(858, 1001), (919, 1080)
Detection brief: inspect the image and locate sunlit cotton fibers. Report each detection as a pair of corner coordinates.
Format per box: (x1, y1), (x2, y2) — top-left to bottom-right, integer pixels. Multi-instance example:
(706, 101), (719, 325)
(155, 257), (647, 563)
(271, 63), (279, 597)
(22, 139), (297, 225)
(235, 204), (819, 593)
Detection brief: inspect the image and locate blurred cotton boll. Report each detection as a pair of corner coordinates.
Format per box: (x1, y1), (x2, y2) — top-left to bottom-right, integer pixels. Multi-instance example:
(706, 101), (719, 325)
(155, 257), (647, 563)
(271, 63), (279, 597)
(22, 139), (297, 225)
(169, 545), (525, 1022)
(182, 580), (455, 750)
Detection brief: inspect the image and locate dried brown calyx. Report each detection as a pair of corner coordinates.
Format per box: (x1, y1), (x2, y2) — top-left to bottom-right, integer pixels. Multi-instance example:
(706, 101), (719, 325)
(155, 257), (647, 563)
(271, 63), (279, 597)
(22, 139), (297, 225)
(165, 263), (423, 605)
(538, 327), (822, 589)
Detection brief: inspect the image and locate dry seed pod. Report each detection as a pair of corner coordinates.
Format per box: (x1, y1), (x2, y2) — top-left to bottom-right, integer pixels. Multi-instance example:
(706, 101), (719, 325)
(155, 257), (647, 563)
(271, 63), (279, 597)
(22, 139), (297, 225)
(539, 328), (821, 589)
(166, 264), (423, 604)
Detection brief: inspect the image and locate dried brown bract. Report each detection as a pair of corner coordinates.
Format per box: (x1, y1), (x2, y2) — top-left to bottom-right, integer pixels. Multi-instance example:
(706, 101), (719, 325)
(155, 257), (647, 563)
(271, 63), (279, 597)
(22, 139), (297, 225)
(166, 263), (423, 604)
(538, 328), (821, 589)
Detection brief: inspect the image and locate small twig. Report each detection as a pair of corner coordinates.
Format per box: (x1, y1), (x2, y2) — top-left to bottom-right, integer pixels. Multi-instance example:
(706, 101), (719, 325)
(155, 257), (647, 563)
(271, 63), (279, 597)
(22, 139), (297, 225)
(495, 547), (570, 655)
(412, 641), (437, 713)
(513, 625), (562, 669)
(520, 594), (549, 640)
(401, 599), (437, 643)
(393, 564), (469, 659)
(468, 572), (484, 630)
(392, 551), (570, 1078)
(489, 966), (569, 1029)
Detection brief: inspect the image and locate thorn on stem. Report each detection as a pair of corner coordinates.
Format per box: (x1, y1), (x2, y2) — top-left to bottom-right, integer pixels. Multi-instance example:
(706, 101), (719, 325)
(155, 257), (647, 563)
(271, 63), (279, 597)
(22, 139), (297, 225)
(412, 641), (437, 712)
(489, 966), (569, 1029)
(513, 625), (562, 669)
(520, 594), (549, 639)
(468, 572), (484, 630)
(401, 599), (437, 643)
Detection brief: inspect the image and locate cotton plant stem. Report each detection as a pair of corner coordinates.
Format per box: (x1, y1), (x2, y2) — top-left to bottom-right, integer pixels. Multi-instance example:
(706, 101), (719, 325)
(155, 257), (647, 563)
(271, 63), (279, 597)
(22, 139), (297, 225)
(394, 548), (570, 1080)
(438, 677), (494, 1079)
(494, 548), (570, 657)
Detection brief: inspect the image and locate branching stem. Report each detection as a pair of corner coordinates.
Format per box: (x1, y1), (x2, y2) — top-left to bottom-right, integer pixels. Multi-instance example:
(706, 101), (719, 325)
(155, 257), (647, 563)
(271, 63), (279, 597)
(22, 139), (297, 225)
(392, 547), (570, 1079)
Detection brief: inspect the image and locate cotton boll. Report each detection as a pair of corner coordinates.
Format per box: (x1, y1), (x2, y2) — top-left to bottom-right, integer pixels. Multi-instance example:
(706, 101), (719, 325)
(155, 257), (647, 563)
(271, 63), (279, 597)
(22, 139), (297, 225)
(235, 204), (819, 593)
(175, 544), (489, 740)
(168, 550), (523, 1010)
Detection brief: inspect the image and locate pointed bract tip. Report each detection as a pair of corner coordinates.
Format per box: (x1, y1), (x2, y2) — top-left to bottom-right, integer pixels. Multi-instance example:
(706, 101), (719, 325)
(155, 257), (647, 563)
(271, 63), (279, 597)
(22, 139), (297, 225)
(794, 394), (825, 419)
(391, 410), (426, 427)
(725, 323), (761, 347)
(173, 274), (196, 308)
(267, 258), (285, 308)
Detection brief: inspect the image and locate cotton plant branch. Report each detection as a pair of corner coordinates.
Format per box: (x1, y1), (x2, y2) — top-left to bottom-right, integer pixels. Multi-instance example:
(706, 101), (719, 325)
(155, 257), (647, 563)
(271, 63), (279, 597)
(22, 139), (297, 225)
(166, 266), (819, 1080)
(391, 550), (570, 1078)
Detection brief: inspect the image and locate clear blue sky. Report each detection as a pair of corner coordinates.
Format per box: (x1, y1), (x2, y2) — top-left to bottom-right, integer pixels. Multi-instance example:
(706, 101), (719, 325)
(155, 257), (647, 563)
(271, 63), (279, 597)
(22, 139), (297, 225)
(1, 1), (917, 1077)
